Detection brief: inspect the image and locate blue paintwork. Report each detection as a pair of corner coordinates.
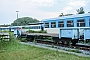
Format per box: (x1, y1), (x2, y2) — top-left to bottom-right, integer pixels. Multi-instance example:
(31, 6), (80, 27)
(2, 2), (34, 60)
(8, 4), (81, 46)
(60, 29), (73, 38)
(59, 28), (79, 39)
(64, 19), (67, 27)
(84, 28), (90, 40)
(59, 27), (90, 41)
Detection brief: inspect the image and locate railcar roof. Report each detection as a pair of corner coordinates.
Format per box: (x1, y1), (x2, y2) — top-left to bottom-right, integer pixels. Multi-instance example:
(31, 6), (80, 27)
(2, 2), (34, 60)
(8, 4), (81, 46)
(0, 27), (9, 28)
(8, 26), (23, 27)
(59, 27), (90, 29)
(28, 22), (44, 25)
(42, 13), (90, 21)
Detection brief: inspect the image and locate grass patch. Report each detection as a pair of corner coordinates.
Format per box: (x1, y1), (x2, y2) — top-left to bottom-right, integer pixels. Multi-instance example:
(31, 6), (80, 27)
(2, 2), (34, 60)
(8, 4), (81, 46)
(20, 38), (27, 42)
(68, 49), (82, 53)
(0, 34), (90, 60)
(0, 42), (90, 60)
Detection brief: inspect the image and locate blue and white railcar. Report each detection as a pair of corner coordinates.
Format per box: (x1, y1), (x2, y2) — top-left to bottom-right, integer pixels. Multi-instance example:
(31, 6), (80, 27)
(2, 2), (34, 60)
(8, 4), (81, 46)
(28, 22), (44, 31)
(42, 13), (90, 44)
(29, 25), (42, 31)
(0, 27), (10, 31)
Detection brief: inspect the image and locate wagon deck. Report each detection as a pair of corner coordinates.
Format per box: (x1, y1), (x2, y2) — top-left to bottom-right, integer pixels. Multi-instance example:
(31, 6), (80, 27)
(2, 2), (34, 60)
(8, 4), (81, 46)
(23, 33), (59, 37)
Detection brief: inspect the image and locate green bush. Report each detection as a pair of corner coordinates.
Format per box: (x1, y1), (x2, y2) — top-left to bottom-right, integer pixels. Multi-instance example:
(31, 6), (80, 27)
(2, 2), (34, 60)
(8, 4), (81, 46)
(29, 30), (47, 33)
(69, 49), (82, 53)
(51, 44), (54, 48)
(33, 38), (37, 44)
(0, 32), (18, 50)
(0, 30), (9, 33)
(21, 38), (27, 42)
(47, 37), (52, 40)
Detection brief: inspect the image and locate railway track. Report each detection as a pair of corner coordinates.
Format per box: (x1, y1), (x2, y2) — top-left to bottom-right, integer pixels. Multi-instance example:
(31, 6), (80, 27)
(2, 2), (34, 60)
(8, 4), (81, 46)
(29, 39), (90, 51)
(72, 44), (90, 51)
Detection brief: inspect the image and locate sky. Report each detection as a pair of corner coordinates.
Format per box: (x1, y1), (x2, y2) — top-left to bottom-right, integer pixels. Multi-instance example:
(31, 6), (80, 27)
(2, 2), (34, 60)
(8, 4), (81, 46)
(0, 0), (90, 25)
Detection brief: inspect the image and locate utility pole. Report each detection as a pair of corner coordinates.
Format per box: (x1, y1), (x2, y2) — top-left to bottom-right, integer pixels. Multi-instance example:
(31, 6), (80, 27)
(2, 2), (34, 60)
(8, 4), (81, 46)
(16, 11), (19, 26)
(16, 11), (19, 37)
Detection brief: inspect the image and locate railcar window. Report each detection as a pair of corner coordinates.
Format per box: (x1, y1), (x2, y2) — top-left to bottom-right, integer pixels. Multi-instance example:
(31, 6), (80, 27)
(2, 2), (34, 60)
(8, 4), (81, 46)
(89, 18), (90, 26)
(67, 20), (74, 27)
(36, 26), (37, 29)
(31, 27), (33, 29)
(33, 27), (35, 29)
(35, 26), (37, 29)
(30, 27), (31, 29)
(37, 26), (39, 29)
(45, 22), (49, 28)
(51, 22), (56, 28)
(34, 26), (36, 29)
(36, 26), (38, 29)
(58, 21), (64, 27)
(77, 19), (85, 27)
(38, 26), (40, 29)
(30, 27), (32, 29)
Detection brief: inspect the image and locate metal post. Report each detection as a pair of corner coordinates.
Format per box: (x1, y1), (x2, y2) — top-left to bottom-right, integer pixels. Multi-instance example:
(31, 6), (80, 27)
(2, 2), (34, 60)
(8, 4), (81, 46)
(16, 11), (19, 37)
(16, 11), (19, 26)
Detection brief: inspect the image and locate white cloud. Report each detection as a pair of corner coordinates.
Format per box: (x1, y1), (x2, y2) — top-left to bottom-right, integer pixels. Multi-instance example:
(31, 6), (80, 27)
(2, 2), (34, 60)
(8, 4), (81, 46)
(61, 6), (72, 14)
(0, 0), (58, 24)
(69, 0), (87, 7)
(27, 0), (55, 6)
(60, 0), (90, 14)
(33, 11), (59, 20)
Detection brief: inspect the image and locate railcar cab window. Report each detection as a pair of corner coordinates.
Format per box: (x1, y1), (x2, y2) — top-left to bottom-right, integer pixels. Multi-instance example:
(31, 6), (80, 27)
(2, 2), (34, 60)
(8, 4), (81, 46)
(77, 19), (85, 27)
(45, 22), (49, 28)
(58, 21), (64, 27)
(67, 20), (74, 27)
(51, 22), (56, 28)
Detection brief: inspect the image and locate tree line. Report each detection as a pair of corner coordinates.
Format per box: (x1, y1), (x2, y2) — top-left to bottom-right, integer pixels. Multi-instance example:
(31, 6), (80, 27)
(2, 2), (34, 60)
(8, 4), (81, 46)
(11, 17), (39, 26)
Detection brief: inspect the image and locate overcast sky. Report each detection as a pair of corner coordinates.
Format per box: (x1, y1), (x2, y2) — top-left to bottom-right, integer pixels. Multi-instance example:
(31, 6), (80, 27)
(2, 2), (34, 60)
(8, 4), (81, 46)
(0, 0), (90, 24)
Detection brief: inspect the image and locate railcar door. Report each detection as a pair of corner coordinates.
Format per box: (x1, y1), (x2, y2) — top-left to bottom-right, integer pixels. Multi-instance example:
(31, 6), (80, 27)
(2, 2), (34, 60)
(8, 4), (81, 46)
(73, 29), (79, 39)
(84, 28), (90, 42)
(79, 29), (84, 40)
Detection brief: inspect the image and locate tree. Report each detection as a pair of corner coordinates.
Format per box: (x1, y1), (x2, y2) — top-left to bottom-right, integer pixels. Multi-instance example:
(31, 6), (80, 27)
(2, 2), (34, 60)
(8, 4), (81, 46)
(59, 13), (63, 17)
(11, 17), (39, 26)
(59, 13), (74, 17)
(76, 7), (85, 14)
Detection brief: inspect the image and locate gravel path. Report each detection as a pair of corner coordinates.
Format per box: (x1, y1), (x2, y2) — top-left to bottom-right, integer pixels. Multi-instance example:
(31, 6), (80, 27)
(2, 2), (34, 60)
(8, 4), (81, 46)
(20, 42), (90, 57)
